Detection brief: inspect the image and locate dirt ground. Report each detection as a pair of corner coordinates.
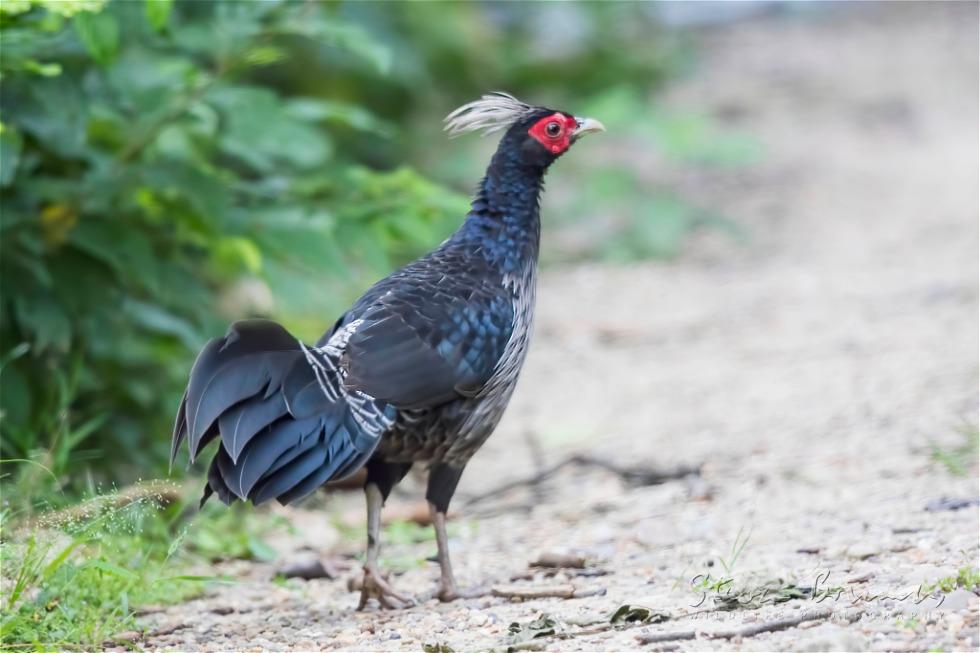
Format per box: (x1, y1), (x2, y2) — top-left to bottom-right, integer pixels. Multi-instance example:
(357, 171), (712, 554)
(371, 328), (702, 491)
(141, 4), (979, 651)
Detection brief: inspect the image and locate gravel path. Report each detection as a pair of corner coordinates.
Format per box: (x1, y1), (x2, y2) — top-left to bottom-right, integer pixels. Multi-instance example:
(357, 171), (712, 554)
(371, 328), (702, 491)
(141, 4), (979, 651)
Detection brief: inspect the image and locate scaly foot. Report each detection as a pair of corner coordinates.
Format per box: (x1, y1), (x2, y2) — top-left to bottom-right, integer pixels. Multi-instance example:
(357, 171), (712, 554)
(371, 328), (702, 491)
(356, 565), (415, 610)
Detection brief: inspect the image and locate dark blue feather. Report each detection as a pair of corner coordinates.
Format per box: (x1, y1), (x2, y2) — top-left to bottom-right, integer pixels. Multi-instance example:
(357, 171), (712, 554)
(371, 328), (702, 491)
(275, 438), (358, 505)
(218, 391), (289, 463)
(251, 442), (329, 505)
(227, 416), (322, 499)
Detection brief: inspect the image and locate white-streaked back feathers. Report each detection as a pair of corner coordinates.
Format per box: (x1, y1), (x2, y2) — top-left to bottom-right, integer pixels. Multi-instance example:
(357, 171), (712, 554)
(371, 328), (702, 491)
(444, 92), (535, 138)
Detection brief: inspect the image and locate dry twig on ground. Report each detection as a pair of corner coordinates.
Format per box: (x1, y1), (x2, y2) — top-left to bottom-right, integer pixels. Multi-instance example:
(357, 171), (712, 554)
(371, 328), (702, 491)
(491, 584), (607, 600)
(462, 454), (700, 508)
(635, 607), (835, 645)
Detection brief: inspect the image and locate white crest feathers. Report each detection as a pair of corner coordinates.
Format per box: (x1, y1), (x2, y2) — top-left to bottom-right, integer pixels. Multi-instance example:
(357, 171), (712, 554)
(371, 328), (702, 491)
(444, 92), (534, 138)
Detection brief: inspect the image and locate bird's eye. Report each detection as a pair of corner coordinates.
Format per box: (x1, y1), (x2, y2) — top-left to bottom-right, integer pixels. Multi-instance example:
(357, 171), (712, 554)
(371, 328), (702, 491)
(545, 122), (561, 138)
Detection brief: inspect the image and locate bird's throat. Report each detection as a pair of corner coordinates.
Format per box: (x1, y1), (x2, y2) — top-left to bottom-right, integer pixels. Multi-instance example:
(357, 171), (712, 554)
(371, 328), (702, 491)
(457, 150), (544, 274)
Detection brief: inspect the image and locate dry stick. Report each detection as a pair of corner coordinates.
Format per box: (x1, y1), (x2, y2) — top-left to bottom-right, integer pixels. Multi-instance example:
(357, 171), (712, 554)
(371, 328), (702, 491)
(635, 607), (834, 645)
(491, 584), (607, 600)
(462, 454), (700, 509)
(509, 605), (836, 651)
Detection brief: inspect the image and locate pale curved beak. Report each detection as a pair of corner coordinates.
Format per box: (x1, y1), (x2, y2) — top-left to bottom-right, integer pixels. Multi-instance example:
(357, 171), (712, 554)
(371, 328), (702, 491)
(572, 116), (606, 140)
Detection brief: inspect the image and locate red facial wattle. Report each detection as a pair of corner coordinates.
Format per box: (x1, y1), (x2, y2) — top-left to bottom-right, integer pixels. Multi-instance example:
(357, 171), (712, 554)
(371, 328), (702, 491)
(528, 113), (579, 155)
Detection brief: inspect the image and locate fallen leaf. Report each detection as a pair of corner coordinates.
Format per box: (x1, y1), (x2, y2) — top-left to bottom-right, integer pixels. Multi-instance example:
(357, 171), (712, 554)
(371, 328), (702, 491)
(610, 604), (671, 624)
(507, 614), (564, 642)
(422, 644), (454, 653)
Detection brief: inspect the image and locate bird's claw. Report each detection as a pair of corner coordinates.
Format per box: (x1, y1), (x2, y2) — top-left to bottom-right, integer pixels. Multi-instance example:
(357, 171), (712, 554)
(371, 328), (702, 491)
(357, 565), (415, 610)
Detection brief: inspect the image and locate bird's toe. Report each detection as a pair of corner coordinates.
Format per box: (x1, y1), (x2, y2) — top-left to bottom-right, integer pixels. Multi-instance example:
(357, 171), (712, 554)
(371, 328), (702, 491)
(356, 566), (415, 611)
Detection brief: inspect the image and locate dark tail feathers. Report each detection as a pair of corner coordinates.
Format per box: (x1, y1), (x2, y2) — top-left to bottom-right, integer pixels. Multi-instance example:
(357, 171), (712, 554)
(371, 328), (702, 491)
(171, 319), (386, 507)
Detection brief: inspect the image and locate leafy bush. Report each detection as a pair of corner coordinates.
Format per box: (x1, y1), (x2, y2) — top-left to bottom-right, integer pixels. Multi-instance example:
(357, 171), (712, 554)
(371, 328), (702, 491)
(0, 0), (468, 491)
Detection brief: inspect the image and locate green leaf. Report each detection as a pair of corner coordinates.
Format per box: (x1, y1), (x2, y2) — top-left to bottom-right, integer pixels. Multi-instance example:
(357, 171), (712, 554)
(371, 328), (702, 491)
(22, 60), (63, 77)
(0, 343), (31, 372)
(38, 0), (108, 18)
(62, 413), (106, 452)
(0, 125), (24, 187)
(610, 604), (670, 624)
(246, 536), (276, 563)
(0, 363), (32, 427)
(144, 0), (173, 32)
(283, 98), (395, 137)
(73, 10), (120, 65)
(212, 236), (263, 277)
(151, 574), (235, 584)
(246, 206), (343, 275)
(0, 0), (32, 16)
(243, 45), (286, 67)
(208, 86), (331, 172)
(122, 300), (202, 350)
(279, 19), (391, 75)
(68, 219), (159, 292)
(42, 538), (85, 580)
(13, 295), (72, 353)
(507, 614), (564, 643)
(84, 559), (139, 581)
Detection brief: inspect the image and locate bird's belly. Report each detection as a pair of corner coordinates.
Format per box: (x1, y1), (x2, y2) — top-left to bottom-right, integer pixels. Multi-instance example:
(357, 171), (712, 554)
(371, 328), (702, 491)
(375, 385), (514, 466)
(377, 270), (536, 467)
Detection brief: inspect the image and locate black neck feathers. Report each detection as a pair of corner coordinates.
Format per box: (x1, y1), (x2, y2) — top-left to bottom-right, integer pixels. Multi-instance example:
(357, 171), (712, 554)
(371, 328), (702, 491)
(454, 136), (546, 274)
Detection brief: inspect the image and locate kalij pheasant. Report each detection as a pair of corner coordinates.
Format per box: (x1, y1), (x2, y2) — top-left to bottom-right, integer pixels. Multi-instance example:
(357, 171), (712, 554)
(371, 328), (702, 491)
(170, 93), (605, 608)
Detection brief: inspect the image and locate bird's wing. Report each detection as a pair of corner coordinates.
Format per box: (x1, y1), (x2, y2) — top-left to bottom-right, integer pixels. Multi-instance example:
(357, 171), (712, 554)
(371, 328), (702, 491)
(341, 278), (514, 409)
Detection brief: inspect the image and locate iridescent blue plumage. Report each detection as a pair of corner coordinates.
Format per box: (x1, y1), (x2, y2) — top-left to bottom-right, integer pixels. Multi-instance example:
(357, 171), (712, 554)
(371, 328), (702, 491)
(170, 93), (604, 606)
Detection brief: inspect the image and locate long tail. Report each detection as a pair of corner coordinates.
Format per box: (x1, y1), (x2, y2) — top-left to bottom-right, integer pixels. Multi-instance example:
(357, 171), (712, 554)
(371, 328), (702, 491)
(171, 319), (392, 507)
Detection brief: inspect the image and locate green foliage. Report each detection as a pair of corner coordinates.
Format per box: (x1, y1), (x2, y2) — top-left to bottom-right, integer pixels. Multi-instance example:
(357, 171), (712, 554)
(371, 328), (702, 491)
(718, 525), (751, 576)
(422, 643), (455, 653)
(922, 566), (980, 594)
(0, 0), (467, 490)
(691, 574), (842, 612)
(184, 503), (286, 563)
(542, 87), (755, 264)
(0, 483), (289, 650)
(382, 518), (436, 546)
(376, 518), (457, 573)
(929, 422), (980, 476)
(2, 500), (193, 649)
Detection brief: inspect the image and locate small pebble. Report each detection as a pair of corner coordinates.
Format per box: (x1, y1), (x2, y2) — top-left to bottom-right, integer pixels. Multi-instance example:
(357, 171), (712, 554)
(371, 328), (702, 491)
(846, 543), (880, 560)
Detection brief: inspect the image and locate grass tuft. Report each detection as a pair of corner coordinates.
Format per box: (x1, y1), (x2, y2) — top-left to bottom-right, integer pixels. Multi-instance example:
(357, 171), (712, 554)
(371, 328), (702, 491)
(929, 422), (979, 476)
(0, 485), (283, 650)
(922, 566), (980, 594)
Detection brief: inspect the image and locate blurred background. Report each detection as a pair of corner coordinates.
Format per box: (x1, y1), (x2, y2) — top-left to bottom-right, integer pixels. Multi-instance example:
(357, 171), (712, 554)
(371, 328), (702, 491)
(0, 0), (759, 498)
(1, 1), (977, 650)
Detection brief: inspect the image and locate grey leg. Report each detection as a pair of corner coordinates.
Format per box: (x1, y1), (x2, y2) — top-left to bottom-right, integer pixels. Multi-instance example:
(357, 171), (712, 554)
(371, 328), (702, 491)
(357, 483), (414, 610)
(431, 503), (459, 600)
(429, 502), (488, 602)
(365, 483), (382, 566)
